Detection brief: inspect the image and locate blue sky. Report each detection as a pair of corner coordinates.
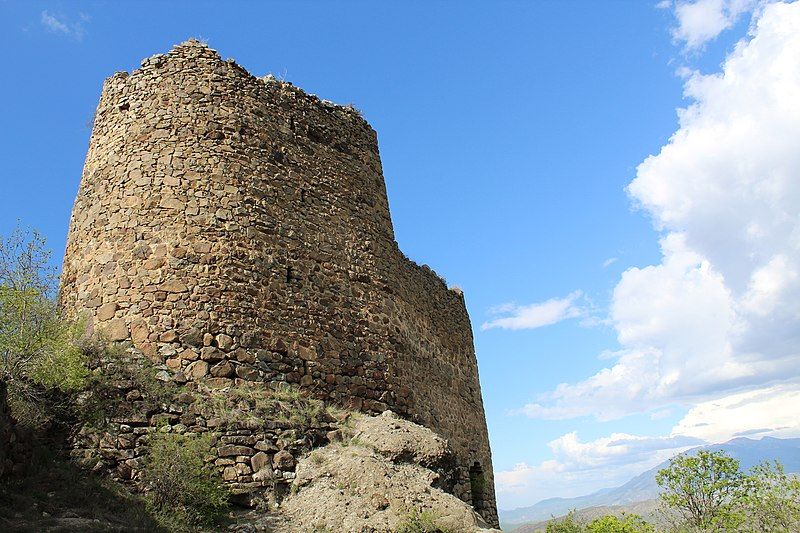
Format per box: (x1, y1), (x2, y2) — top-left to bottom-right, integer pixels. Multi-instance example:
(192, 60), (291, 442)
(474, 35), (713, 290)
(2, 0), (799, 511)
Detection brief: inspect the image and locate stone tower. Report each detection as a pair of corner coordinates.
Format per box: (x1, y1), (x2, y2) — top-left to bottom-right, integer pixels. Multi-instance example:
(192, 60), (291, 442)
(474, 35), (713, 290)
(60, 40), (497, 525)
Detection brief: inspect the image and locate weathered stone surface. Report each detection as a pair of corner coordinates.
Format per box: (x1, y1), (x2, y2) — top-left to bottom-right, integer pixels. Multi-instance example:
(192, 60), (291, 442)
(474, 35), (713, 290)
(159, 280), (188, 293)
(200, 347), (224, 362)
(251, 451), (271, 473)
(178, 348), (198, 361)
(219, 445), (255, 457)
(235, 365), (260, 381)
(159, 330), (178, 343)
(273, 450), (295, 470)
(282, 417), (501, 533)
(129, 319), (149, 345)
(186, 360), (208, 379)
(205, 377), (233, 389)
(96, 302), (118, 321)
(222, 466), (237, 481)
(210, 361), (234, 378)
(59, 39), (498, 526)
(103, 319), (128, 341)
(216, 334), (234, 351)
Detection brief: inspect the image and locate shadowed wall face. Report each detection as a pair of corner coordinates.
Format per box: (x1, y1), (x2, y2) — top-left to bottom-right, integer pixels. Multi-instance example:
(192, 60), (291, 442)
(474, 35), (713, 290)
(60, 40), (497, 525)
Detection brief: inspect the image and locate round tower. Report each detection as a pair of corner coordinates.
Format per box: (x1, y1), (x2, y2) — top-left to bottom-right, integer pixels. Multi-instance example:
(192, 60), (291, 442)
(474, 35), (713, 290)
(61, 40), (497, 525)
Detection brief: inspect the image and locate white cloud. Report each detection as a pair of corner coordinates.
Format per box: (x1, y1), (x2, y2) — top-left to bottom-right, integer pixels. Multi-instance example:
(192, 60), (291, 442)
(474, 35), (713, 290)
(520, 1), (800, 421)
(496, 430), (701, 507)
(549, 431), (702, 468)
(41, 11), (89, 40)
(602, 257), (619, 268)
(481, 291), (584, 331)
(672, 381), (800, 442)
(496, 460), (566, 502)
(499, 2), (800, 509)
(670, 0), (760, 49)
(500, 382), (800, 508)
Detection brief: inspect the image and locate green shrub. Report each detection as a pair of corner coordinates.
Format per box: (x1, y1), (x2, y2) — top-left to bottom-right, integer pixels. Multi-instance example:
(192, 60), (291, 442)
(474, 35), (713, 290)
(396, 509), (453, 533)
(79, 341), (178, 428)
(740, 460), (800, 532)
(586, 514), (654, 533)
(0, 226), (88, 430)
(141, 431), (229, 531)
(547, 511), (585, 533)
(547, 512), (654, 533)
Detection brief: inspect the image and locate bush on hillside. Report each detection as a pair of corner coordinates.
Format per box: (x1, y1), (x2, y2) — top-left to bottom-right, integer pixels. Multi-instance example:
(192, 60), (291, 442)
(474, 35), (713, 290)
(396, 508), (453, 533)
(546, 511), (585, 533)
(141, 431), (229, 531)
(586, 514), (654, 533)
(547, 512), (655, 533)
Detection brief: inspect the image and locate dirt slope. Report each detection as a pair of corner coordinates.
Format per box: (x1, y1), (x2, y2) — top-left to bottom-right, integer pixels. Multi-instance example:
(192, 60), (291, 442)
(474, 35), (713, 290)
(278, 411), (500, 532)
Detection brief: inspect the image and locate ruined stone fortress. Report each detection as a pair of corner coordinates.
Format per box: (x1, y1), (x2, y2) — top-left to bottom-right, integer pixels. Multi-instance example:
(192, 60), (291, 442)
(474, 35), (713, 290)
(60, 40), (497, 526)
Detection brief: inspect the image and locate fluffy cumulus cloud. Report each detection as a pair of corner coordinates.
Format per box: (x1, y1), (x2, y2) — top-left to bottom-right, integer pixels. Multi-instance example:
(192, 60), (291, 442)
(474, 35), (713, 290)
(496, 431), (702, 506)
(672, 382), (800, 442)
(666, 0), (761, 49)
(516, 0), (800, 422)
(481, 291), (584, 331)
(499, 382), (800, 506)
(498, 1), (800, 509)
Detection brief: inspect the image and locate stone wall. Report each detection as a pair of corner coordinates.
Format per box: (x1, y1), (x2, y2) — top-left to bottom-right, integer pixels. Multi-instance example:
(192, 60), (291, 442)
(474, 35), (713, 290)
(60, 40), (497, 525)
(0, 379), (30, 479)
(69, 353), (340, 509)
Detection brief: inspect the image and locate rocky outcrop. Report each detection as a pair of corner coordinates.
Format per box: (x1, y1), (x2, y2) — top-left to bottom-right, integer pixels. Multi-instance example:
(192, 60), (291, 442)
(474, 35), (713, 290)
(280, 411), (500, 532)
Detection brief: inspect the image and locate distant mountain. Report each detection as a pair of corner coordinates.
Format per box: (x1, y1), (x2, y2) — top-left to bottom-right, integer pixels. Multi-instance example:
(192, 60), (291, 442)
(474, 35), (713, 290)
(500, 437), (800, 530)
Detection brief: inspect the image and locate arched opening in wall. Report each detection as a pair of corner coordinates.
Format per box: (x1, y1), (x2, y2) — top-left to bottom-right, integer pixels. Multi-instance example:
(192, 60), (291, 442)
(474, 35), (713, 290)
(118, 102), (130, 112)
(286, 266), (293, 283)
(300, 189), (306, 203)
(470, 461), (486, 510)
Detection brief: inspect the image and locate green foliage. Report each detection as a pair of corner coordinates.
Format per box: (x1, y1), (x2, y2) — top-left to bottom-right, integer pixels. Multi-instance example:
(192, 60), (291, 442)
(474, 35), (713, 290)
(739, 460), (800, 532)
(656, 450), (747, 531)
(0, 226), (88, 429)
(586, 514), (654, 533)
(396, 508), (453, 533)
(547, 512), (655, 533)
(141, 431), (229, 531)
(654, 450), (800, 531)
(546, 511), (586, 533)
(79, 340), (178, 428)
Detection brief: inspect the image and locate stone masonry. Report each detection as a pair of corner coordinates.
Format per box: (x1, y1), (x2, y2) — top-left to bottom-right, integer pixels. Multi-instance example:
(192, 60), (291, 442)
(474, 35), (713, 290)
(60, 40), (497, 526)
(0, 379), (30, 479)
